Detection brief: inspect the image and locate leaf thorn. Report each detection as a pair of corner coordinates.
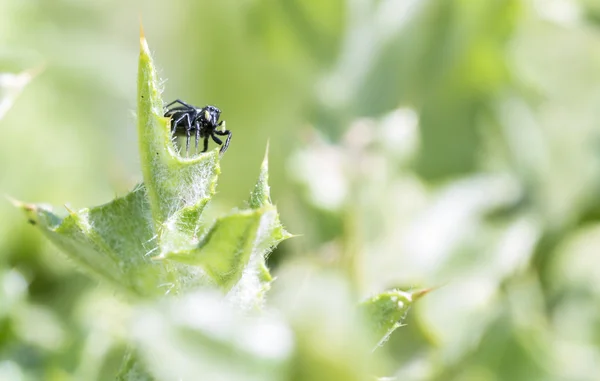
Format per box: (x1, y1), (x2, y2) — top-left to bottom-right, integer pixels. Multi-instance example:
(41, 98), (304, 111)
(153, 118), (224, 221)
(64, 204), (76, 216)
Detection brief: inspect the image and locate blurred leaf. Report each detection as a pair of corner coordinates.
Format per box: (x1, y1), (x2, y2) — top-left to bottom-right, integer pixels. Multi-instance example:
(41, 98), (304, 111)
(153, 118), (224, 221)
(0, 269), (28, 318)
(0, 67), (40, 120)
(360, 288), (431, 348)
(273, 267), (389, 381)
(130, 292), (292, 381)
(410, 0), (519, 178)
(116, 350), (155, 381)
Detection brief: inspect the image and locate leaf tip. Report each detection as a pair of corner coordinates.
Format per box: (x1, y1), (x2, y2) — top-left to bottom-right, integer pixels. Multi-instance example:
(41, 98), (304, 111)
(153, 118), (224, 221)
(7, 196), (37, 214)
(139, 22), (150, 56)
(282, 230), (299, 240)
(5, 194), (23, 208)
(8, 197), (43, 226)
(248, 144), (272, 209)
(260, 141), (270, 178)
(64, 204), (77, 217)
(411, 285), (440, 301)
(139, 15), (145, 39)
(264, 139), (270, 162)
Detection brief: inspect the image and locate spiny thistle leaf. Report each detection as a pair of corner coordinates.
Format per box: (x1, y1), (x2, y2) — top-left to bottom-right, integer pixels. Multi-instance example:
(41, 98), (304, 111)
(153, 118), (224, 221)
(12, 31), (290, 303)
(360, 288), (432, 348)
(158, 208), (272, 288)
(13, 187), (166, 298)
(160, 146), (292, 308)
(249, 141), (272, 209)
(137, 32), (220, 252)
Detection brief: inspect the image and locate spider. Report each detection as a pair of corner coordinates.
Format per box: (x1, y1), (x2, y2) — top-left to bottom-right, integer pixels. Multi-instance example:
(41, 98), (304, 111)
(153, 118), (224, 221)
(163, 99), (232, 155)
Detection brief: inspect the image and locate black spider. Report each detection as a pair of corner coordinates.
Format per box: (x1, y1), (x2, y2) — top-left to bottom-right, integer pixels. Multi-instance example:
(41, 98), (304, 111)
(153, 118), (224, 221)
(163, 99), (232, 155)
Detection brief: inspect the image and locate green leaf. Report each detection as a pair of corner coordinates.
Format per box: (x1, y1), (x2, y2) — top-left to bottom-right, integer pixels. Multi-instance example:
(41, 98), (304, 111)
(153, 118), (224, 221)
(13, 187), (169, 297)
(360, 288), (432, 348)
(159, 207), (273, 289)
(137, 32), (220, 252)
(160, 146), (292, 308)
(248, 141), (272, 209)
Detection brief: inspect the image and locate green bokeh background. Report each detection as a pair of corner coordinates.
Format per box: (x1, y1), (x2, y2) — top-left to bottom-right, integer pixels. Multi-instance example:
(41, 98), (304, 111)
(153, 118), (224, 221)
(2, 0), (600, 380)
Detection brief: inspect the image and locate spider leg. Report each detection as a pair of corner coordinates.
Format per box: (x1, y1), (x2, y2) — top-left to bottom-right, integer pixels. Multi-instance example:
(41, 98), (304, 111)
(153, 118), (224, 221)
(164, 99), (194, 110)
(172, 113), (192, 136)
(170, 116), (183, 136)
(195, 121), (200, 152)
(164, 106), (193, 117)
(185, 128), (191, 156)
(211, 134), (223, 145)
(214, 129), (232, 154)
(172, 113), (188, 128)
(202, 136), (209, 153)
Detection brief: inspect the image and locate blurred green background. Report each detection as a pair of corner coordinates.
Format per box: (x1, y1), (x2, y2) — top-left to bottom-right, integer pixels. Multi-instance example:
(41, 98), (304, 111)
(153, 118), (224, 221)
(3, 0), (600, 380)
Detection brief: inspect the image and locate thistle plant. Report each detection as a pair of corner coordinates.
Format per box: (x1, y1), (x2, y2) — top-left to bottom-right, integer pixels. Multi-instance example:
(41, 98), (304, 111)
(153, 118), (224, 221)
(13, 31), (290, 309)
(10, 30), (423, 381)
